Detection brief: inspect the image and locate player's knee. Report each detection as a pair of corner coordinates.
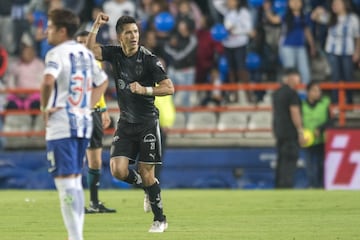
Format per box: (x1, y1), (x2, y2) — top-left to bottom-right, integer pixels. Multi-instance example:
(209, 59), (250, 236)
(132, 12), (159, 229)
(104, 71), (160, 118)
(110, 159), (127, 180)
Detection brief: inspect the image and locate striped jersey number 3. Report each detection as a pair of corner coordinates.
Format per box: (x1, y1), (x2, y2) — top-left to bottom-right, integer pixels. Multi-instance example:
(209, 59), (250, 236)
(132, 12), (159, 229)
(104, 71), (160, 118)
(69, 75), (85, 106)
(68, 53), (91, 106)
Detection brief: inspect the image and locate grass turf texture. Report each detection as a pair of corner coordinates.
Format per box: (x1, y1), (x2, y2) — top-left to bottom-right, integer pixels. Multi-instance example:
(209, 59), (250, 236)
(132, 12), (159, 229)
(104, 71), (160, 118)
(0, 190), (359, 240)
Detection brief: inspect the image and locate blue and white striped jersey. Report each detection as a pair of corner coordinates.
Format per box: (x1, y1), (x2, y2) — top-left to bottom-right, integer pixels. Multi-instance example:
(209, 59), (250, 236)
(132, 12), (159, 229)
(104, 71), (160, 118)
(43, 40), (107, 140)
(325, 14), (360, 56)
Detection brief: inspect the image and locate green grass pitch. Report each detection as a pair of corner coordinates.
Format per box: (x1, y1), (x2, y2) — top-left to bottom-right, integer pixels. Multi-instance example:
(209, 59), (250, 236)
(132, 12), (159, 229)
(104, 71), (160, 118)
(0, 189), (359, 240)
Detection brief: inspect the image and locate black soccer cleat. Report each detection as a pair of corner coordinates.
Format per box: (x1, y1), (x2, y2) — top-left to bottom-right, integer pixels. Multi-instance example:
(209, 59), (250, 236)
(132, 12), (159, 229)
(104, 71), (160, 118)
(85, 202), (116, 214)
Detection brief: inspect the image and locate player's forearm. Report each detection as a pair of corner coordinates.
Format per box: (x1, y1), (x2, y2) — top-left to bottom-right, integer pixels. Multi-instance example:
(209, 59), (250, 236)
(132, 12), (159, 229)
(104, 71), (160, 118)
(86, 25), (98, 51)
(152, 79), (174, 96)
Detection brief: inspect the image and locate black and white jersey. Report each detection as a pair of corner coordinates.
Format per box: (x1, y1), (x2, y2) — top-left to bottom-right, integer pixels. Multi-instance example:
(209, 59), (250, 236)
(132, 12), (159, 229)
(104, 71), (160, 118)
(101, 45), (168, 123)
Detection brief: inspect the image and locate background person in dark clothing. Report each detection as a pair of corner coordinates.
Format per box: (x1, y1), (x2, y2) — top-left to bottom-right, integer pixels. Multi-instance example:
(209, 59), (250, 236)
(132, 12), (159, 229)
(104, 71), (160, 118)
(86, 13), (174, 233)
(272, 68), (305, 188)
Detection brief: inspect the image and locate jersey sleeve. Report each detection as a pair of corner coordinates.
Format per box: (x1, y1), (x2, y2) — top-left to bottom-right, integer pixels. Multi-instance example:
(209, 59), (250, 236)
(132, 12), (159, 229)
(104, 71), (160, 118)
(101, 45), (120, 62)
(44, 50), (62, 78)
(289, 90), (300, 106)
(149, 55), (168, 84)
(92, 56), (108, 87)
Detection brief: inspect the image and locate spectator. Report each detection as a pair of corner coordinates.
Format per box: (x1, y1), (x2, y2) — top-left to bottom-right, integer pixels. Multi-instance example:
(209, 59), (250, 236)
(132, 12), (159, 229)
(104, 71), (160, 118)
(200, 67), (224, 106)
(311, 0), (360, 104)
(11, 0), (32, 55)
(263, 0), (316, 85)
(0, 0), (15, 53)
(272, 68), (305, 188)
(135, 0), (154, 27)
(301, 81), (333, 188)
(83, 5), (111, 45)
(5, 34), (44, 115)
(213, 0), (253, 102)
(246, 25), (269, 103)
(170, 0), (203, 30)
(144, 0), (171, 50)
(27, 5), (51, 59)
(103, 0), (136, 42)
(195, 15), (223, 84)
(164, 19), (198, 107)
(26, 0), (48, 16)
(62, 0), (85, 16)
(142, 29), (167, 60)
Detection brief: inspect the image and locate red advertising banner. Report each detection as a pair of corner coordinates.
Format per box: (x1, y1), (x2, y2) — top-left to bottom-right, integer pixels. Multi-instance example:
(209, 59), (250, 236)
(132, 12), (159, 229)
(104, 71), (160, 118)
(325, 129), (360, 190)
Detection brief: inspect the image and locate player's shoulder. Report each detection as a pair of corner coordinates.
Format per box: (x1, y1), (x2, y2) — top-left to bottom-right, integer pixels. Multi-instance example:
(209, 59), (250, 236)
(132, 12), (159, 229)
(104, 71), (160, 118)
(139, 46), (156, 58)
(102, 45), (122, 52)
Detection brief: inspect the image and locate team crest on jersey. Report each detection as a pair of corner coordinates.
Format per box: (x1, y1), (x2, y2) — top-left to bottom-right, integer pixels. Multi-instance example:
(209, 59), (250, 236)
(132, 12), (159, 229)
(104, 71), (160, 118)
(135, 64), (143, 76)
(118, 79), (127, 90)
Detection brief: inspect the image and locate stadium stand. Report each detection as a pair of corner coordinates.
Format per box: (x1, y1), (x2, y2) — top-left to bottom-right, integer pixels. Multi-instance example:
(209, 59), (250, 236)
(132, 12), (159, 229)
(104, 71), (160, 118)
(171, 111), (187, 138)
(185, 111), (217, 138)
(214, 111), (248, 138)
(245, 111), (273, 139)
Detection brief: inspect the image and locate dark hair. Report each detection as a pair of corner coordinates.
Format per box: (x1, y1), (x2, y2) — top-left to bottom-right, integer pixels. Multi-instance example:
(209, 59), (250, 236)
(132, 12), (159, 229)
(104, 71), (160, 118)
(329, 0), (353, 27)
(284, 0), (306, 32)
(283, 67), (300, 76)
(239, 0), (249, 9)
(75, 30), (90, 38)
(306, 80), (320, 91)
(115, 15), (137, 34)
(48, 9), (80, 38)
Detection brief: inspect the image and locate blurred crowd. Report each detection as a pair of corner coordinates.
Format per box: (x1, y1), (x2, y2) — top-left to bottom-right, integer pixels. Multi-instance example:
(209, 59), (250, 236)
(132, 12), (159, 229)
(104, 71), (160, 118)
(0, 0), (360, 114)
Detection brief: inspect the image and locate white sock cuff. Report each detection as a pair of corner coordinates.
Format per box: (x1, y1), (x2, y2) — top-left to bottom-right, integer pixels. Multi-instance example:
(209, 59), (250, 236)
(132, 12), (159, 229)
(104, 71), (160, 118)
(54, 178), (77, 191)
(75, 175), (83, 190)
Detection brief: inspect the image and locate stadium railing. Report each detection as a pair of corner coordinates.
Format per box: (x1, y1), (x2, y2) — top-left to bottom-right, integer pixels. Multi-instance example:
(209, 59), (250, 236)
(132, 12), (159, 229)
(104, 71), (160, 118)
(1, 82), (360, 148)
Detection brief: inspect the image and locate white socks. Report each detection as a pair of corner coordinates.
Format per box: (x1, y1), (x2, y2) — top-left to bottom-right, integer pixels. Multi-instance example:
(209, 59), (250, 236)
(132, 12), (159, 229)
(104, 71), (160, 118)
(54, 176), (84, 240)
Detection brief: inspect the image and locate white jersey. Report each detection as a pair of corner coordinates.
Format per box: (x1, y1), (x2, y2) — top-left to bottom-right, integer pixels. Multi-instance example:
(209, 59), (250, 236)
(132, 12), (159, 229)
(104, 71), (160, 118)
(213, 0), (252, 48)
(325, 14), (360, 56)
(44, 40), (107, 141)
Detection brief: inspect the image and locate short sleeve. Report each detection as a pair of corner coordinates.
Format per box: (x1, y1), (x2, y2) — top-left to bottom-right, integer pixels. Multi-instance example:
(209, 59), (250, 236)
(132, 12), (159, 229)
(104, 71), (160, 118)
(101, 45), (121, 62)
(149, 55), (168, 84)
(289, 90), (300, 106)
(44, 50), (62, 78)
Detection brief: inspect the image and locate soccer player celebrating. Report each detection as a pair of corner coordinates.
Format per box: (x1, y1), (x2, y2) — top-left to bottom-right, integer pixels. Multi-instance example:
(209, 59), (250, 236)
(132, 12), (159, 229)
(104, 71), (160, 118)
(86, 13), (174, 232)
(40, 9), (108, 240)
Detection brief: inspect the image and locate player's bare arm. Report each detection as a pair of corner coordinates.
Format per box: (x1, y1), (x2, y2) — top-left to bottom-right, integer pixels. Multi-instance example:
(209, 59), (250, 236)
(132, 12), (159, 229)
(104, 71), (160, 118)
(129, 78), (174, 96)
(40, 74), (59, 124)
(40, 74), (55, 110)
(86, 12), (109, 60)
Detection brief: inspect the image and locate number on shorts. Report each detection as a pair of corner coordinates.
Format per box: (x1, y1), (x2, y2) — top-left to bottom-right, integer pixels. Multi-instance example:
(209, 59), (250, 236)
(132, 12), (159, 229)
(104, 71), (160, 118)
(47, 151), (56, 173)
